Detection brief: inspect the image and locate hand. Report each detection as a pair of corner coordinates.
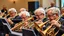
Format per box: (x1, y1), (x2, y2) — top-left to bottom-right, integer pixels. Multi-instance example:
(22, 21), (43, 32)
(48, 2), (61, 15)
(7, 19), (13, 24)
(35, 20), (43, 25)
(51, 20), (61, 27)
(24, 21), (29, 27)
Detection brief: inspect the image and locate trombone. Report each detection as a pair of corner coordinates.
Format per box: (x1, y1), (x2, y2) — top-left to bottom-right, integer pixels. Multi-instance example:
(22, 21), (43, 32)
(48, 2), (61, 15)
(35, 13), (64, 36)
(11, 16), (34, 31)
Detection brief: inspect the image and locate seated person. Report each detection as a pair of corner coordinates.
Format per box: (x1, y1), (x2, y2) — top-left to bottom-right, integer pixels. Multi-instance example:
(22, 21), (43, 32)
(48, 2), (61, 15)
(33, 7), (46, 36)
(7, 8), (21, 28)
(11, 11), (32, 31)
(46, 7), (64, 36)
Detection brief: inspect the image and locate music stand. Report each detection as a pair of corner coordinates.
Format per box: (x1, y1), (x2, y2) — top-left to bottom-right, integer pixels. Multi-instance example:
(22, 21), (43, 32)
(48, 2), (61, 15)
(22, 29), (36, 36)
(0, 18), (23, 36)
(0, 18), (11, 34)
(0, 19), (4, 33)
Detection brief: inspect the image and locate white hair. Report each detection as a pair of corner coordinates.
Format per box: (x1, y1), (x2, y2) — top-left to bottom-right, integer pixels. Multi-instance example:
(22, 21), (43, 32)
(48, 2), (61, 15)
(34, 8), (45, 16)
(19, 8), (26, 12)
(19, 11), (30, 17)
(46, 7), (60, 17)
(8, 8), (17, 13)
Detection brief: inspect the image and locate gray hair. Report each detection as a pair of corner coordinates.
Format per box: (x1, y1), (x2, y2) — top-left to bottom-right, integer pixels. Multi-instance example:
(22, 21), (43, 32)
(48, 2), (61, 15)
(19, 11), (30, 17)
(8, 8), (17, 13)
(34, 7), (45, 17)
(46, 7), (60, 17)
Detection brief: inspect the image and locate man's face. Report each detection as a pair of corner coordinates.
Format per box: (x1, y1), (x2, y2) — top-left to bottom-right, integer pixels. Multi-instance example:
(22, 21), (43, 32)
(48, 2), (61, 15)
(47, 10), (59, 20)
(21, 13), (26, 18)
(61, 9), (64, 14)
(9, 11), (16, 17)
(35, 11), (44, 20)
(47, 10), (55, 20)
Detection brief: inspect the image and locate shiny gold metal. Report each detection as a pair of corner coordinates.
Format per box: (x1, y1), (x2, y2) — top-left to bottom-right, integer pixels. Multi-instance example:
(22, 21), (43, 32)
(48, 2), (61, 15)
(11, 16), (33, 31)
(35, 13), (64, 36)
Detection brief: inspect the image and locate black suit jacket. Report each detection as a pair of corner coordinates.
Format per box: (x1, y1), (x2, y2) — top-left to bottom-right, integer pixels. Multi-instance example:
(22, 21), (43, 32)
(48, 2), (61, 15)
(56, 18), (64, 36)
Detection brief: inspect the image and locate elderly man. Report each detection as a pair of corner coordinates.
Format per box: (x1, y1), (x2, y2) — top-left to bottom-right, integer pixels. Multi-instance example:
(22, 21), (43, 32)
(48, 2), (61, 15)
(12, 11), (31, 31)
(16, 8), (28, 19)
(1, 5), (8, 15)
(7, 8), (17, 18)
(33, 7), (46, 36)
(61, 7), (64, 19)
(34, 7), (46, 21)
(61, 7), (64, 14)
(46, 7), (64, 36)
(6, 8), (18, 28)
(5, 8), (23, 36)
(19, 8), (27, 12)
(19, 11), (31, 29)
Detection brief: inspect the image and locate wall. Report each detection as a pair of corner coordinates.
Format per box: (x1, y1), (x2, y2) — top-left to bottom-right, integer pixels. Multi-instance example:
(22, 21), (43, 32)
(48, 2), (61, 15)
(0, 0), (55, 12)
(0, 0), (28, 12)
(28, 0), (38, 2)
(56, 0), (60, 7)
(43, 0), (54, 8)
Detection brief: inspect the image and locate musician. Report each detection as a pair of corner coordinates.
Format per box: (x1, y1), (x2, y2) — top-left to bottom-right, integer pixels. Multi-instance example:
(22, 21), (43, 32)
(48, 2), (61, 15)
(19, 11), (31, 29)
(46, 7), (64, 36)
(1, 5), (8, 17)
(48, 2), (56, 8)
(6, 8), (22, 36)
(34, 7), (46, 36)
(19, 8), (26, 12)
(15, 8), (27, 19)
(61, 7), (64, 19)
(7, 8), (17, 28)
(12, 11), (31, 31)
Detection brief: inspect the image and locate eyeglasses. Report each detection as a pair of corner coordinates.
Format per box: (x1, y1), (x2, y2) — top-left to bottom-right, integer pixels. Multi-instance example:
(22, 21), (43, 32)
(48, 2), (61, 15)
(35, 14), (44, 17)
(47, 13), (58, 17)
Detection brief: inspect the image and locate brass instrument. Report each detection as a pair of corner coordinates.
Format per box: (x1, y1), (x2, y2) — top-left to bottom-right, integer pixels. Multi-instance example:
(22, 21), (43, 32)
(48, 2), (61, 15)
(62, 34), (64, 36)
(11, 16), (33, 31)
(0, 11), (6, 18)
(39, 20), (50, 29)
(2, 11), (7, 17)
(4, 14), (9, 18)
(35, 13), (64, 36)
(34, 20), (51, 36)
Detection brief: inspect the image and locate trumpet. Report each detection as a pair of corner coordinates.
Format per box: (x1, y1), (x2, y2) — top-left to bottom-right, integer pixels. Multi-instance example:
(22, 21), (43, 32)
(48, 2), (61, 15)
(11, 16), (34, 31)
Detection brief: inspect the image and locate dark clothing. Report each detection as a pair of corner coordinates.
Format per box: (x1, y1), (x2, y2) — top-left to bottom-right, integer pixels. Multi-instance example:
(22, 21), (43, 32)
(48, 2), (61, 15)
(61, 16), (64, 19)
(34, 17), (64, 36)
(7, 15), (22, 24)
(0, 21), (4, 33)
(56, 18), (64, 36)
(34, 28), (42, 36)
(1, 9), (8, 14)
(34, 18), (48, 36)
(0, 18), (10, 36)
(6, 15), (10, 19)
(7, 15), (22, 28)
(12, 15), (22, 24)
